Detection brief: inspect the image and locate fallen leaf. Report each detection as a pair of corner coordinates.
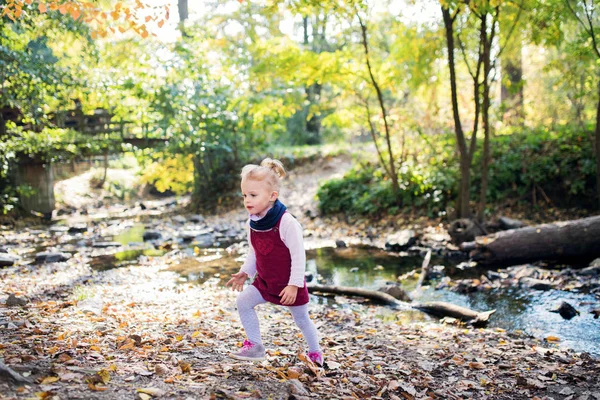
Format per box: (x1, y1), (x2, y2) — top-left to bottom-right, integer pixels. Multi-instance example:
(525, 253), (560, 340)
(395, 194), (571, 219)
(469, 361), (486, 369)
(137, 387), (166, 397)
(88, 383), (107, 391)
(546, 336), (561, 342)
(40, 376), (59, 384)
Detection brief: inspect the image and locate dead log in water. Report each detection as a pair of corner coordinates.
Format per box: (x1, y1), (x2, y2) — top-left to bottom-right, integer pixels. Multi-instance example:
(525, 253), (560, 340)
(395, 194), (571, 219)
(0, 361), (32, 385)
(307, 284), (495, 325)
(460, 215), (600, 266)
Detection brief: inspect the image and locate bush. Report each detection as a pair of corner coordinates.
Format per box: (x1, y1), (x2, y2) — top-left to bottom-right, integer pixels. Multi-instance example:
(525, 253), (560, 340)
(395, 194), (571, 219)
(318, 125), (596, 218)
(317, 161), (456, 217)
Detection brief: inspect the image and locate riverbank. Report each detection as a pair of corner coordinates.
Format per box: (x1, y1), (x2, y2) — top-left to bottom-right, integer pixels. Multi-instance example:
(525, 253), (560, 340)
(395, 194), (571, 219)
(2, 154), (600, 399)
(2, 254), (600, 400)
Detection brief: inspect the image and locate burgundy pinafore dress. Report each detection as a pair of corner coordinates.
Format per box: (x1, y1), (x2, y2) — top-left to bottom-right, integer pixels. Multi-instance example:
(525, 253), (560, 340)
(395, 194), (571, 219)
(250, 213), (309, 306)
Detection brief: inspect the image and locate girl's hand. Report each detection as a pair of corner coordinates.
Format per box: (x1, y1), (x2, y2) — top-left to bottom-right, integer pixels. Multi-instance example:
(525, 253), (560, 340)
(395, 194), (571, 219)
(226, 272), (248, 292)
(279, 285), (298, 305)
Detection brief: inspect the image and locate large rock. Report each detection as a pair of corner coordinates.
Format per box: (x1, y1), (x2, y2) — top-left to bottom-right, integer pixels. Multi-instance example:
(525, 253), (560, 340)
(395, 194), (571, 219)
(92, 241), (122, 248)
(550, 301), (579, 320)
(0, 253), (16, 267)
(35, 251), (71, 264)
(385, 230), (418, 251)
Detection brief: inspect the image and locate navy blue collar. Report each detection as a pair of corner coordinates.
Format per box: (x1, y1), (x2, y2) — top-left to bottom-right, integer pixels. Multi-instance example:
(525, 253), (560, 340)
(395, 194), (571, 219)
(250, 199), (287, 231)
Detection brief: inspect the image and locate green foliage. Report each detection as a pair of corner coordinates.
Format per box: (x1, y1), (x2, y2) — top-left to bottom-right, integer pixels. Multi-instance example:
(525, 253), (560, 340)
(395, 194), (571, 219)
(317, 159), (456, 218)
(318, 125), (597, 218)
(472, 125), (597, 208)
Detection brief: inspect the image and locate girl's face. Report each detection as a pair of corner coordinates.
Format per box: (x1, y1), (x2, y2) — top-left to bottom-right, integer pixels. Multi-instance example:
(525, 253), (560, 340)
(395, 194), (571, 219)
(241, 178), (278, 217)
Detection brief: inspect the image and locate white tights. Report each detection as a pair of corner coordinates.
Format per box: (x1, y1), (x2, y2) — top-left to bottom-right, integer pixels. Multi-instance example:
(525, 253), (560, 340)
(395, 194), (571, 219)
(236, 285), (321, 353)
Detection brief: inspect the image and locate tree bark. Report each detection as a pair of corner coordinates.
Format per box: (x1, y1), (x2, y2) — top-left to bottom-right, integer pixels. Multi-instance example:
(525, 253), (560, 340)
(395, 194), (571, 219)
(307, 284), (412, 309)
(0, 361), (33, 384)
(596, 82), (600, 210)
(442, 6), (471, 218)
(307, 284), (495, 325)
(460, 215), (600, 266)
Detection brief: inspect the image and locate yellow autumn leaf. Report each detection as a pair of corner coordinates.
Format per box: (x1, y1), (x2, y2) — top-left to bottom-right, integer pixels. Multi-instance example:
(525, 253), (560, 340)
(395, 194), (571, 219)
(40, 376), (60, 384)
(89, 345), (101, 352)
(546, 336), (561, 342)
(97, 369), (110, 384)
(157, 19), (164, 28)
(88, 383), (107, 391)
(191, 331), (201, 338)
(137, 387), (166, 396)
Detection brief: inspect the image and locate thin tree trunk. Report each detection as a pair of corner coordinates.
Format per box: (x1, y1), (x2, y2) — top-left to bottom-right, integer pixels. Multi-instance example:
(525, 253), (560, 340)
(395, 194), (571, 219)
(357, 14), (400, 197)
(478, 10), (496, 222)
(596, 82), (600, 209)
(442, 6), (471, 218)
(364, 99), (392, 178)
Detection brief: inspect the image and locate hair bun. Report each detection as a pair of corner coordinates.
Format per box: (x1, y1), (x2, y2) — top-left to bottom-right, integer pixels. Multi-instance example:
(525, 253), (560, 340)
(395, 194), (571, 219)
(260, 158), (287, 179)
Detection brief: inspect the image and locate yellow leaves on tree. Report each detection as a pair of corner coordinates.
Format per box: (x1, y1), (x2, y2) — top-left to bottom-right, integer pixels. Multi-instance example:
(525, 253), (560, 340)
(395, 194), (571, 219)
(1, 0), (169, 39)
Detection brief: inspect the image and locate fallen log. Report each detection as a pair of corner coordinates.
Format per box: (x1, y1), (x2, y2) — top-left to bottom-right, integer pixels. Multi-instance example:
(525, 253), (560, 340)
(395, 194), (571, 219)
(414, 249), (432, 291)
(307, 284), (495, 325)
(411, 302), (496, 327)
(460, 215), (600, 266)
(307, 284), (413, 310)
(0, 361), (32, 385)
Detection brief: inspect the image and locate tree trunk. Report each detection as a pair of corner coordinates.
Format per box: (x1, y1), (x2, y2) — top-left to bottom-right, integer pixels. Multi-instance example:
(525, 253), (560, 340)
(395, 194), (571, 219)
(442, 6), (471, 218)
(478, 10), (496, 222)
(0, 361), (33, 384)
(357, 14), (400, 198)
(595, 82), (600, 210)
(460, 215), (600, 266)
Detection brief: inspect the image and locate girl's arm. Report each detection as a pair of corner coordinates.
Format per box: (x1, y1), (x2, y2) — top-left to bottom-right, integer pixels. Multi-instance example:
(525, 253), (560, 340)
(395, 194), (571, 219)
(279, 213), (306, 287)
(240, 220), (257, 278)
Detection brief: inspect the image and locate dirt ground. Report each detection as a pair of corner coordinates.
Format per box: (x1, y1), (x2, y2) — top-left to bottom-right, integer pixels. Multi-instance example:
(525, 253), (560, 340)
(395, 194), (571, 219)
(2, 154), (600, 399)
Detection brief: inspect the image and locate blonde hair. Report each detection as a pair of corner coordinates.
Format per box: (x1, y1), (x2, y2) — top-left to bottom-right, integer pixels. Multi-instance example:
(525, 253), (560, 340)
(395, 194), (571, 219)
(241, 158), (287, 191)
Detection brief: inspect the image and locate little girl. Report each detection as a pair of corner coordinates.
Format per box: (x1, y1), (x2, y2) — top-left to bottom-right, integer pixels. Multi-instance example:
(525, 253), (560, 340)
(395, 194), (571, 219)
(225, 158), (323, 366)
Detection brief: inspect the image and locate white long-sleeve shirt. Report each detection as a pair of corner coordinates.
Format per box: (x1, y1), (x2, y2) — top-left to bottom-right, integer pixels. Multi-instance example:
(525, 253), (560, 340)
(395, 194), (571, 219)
(240, 212), (306, 288)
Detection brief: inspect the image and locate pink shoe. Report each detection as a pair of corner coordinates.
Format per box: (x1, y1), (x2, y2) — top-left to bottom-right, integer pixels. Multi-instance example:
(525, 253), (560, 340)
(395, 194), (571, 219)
(308, 351), (324, 367)
(230, 340), (265, 361)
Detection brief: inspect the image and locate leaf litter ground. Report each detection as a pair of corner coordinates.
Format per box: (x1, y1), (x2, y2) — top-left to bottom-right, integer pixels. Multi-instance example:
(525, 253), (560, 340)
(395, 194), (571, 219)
(2, 155), (600, 399)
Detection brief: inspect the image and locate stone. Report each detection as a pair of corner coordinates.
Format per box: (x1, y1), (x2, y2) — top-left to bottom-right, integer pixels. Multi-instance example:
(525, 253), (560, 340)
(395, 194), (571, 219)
(6, 294), (28, 307)
(550, 301), (579, 320)
(92, 241), (122, 248)
(172, 215), (187, 224)
(68, 223), (88, 234)
(49, 225), (70, 234)
(0, 253), (16, 267)
(520, 277), (554, 291)
(188, 214), (205, 223)
(579, 262), (600, 277)
(335, 240), (347, 248)
(35, 251), (71, 264)
(378, 284), (411, 302)
(143, 230), (162, 241)
(385, 230), (418, 251)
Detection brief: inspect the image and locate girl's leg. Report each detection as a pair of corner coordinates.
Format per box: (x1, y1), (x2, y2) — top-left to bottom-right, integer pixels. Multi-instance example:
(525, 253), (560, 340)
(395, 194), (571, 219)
(236, 285), (267, 345)
(288, 304), (321, 353)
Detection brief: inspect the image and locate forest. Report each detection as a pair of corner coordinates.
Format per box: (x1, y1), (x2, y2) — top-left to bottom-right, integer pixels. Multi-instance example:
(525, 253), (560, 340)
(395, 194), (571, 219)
(1, 0), (600, 399)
